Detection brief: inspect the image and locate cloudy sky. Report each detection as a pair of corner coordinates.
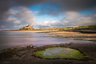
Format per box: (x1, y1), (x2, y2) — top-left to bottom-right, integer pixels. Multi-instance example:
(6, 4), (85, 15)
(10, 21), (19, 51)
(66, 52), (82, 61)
(0, 0), (96, 30)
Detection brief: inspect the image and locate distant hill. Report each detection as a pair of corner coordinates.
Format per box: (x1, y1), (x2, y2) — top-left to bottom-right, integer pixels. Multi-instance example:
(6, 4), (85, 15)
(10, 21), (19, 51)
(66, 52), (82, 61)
(50, 24), (96, 33)
(72, 24), (96, 31)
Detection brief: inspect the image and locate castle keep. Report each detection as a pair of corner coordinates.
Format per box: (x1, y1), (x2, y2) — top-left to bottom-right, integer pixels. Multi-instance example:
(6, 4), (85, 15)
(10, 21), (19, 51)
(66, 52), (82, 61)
(20, 25), (34, 30)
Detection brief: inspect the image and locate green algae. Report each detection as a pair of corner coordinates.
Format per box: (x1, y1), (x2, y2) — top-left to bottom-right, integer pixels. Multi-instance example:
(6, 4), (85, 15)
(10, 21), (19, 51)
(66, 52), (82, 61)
(34, 47), (88, 59)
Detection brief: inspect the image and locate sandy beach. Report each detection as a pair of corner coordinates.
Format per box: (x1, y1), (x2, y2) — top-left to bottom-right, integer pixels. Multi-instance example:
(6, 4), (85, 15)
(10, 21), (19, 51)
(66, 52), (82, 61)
(2, 30), (96, 41)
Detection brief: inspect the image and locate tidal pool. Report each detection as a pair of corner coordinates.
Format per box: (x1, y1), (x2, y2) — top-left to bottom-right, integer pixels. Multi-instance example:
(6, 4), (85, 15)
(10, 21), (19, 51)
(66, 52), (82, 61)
(34, 47), (87, 59)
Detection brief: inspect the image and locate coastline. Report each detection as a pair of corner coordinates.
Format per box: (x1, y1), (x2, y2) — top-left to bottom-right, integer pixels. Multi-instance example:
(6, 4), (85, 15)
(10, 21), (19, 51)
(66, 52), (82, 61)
(0, 30), (46, 32)
(0, 30), (96, 64)
(48, 31), (96, 41)
(1, 30), (96, 41)
(0, 30), (54, 33)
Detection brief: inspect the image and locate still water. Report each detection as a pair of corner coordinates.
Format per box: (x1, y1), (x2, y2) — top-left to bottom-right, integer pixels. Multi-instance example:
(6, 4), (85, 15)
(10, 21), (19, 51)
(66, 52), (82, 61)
(0, 32), (94, 50)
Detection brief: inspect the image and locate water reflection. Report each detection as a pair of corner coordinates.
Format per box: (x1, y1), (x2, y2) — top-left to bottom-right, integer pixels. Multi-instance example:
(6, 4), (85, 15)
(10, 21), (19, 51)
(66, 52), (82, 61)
(0, 32), (94, 50)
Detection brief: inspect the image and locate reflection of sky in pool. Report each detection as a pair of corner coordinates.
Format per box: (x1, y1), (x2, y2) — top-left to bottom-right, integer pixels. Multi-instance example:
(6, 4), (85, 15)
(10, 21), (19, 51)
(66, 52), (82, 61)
(0, 32), (95, 50)
(35, 47), (86, 59)
(43, 48), (74, 57)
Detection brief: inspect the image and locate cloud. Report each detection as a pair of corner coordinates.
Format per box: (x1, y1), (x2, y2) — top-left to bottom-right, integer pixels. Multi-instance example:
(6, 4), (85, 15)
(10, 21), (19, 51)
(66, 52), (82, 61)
(37, 20), (57, 26)
(14, 7), (36, 25)
(37, 11), (96, 28)
(62, 12), (96, 27)
(0, 7), (37, 30)
(6, 17), (21, 24)
(0, 0), (96, 17)
(0, 0), (44, 18)
(36, 0), (96, 15)
(58, 12), (96, 27)
(51, 0), (96, 11)
(0, 0), (96, 30)
(0, 0), (96, 18)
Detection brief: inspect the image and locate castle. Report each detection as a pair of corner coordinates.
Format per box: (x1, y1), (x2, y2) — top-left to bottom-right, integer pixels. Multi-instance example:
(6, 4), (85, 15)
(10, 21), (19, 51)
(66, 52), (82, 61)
(20, 25), (34, 30)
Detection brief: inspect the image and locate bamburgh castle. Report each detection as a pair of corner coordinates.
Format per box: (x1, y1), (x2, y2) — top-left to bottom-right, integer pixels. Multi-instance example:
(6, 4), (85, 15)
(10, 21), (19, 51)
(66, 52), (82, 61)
(19, 25), (34, 30)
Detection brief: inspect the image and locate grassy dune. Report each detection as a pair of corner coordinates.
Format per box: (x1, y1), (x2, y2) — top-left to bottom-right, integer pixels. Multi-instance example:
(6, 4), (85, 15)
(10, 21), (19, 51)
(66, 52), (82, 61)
(33, 24), (96, 33)
(52, 24), (96, 32)
(72, 24), (96, 31)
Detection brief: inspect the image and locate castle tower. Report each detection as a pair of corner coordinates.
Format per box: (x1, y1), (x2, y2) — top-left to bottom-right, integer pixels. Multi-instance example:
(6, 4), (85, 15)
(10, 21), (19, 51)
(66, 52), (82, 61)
(20, 25), (34, 30)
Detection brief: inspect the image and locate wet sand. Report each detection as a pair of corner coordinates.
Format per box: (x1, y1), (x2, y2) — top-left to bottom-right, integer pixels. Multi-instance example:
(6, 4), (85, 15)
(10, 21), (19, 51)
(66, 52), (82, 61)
(48, 31), (96, 41)
(49, 31), (96, 37)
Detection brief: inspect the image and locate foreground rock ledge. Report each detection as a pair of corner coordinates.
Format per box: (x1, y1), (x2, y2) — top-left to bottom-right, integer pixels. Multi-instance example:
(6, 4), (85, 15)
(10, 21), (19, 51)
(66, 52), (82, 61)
(0, 43), (96, 64)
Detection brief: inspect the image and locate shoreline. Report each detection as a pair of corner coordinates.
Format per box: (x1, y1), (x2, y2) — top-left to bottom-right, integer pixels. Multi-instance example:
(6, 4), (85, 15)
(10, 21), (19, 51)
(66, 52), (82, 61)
(1, 30), (96, 41)
(0, 30), (47, 32)
(0, 30), (96, 64)
(0, 43), (96, 64)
